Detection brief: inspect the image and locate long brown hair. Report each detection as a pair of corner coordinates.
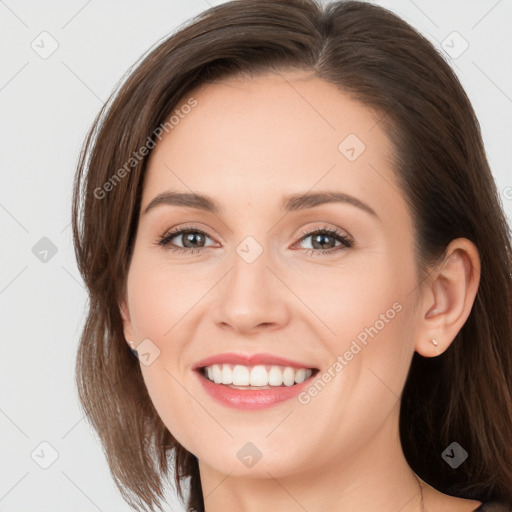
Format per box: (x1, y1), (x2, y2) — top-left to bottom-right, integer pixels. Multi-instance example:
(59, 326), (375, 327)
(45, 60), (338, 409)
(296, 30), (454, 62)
(71, 1), (512, 511)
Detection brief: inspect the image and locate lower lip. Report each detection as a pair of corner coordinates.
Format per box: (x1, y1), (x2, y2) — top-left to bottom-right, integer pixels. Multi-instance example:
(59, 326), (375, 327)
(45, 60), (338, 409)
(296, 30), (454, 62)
(195, 370), (316, 410)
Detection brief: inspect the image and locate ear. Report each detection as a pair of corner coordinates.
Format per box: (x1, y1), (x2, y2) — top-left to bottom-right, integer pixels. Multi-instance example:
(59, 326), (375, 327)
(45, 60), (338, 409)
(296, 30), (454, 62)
(414, 238), (481, 357)
(119, 299), (137, 350)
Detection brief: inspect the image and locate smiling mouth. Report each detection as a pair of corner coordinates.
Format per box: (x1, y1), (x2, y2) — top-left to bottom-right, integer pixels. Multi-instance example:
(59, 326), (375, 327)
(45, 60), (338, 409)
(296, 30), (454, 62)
(199, 363), (319, 389)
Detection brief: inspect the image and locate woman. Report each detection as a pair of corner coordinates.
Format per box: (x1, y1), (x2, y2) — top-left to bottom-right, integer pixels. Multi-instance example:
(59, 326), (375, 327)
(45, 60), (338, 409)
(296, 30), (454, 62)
(71, 1), (512, 511)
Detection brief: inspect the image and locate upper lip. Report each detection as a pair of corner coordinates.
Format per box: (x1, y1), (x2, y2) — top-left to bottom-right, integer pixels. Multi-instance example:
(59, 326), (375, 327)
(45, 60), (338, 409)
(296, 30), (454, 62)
(192, 352), (318, 370)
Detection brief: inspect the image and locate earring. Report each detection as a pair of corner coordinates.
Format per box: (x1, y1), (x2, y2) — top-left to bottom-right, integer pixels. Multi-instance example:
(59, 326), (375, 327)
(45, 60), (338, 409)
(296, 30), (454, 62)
(431, 338), (438, 346)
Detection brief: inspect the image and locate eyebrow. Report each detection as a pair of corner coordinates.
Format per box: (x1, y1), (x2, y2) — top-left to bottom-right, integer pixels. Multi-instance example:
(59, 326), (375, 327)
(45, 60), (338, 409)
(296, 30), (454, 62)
(143, 190), (378, 218)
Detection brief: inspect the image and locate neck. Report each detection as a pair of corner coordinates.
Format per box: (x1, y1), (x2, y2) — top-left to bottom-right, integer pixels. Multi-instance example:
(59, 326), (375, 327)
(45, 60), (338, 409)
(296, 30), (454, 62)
(198, 402), (423, 512)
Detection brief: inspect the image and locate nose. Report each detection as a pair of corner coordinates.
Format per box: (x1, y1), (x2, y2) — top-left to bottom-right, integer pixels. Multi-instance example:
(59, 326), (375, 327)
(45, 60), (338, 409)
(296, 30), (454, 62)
(212, 245), (291, 335)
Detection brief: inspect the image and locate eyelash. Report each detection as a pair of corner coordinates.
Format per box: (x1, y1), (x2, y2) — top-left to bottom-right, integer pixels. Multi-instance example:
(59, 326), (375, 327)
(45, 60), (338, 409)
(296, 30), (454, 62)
(157, 224), (353, 256)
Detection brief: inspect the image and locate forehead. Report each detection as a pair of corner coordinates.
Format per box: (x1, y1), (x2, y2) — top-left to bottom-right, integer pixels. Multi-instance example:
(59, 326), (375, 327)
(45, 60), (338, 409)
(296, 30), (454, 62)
(142, 72), (402, 219)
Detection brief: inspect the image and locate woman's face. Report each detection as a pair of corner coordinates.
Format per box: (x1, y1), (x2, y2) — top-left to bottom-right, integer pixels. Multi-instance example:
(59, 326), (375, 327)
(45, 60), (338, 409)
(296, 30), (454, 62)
(121, 72), (425, 478)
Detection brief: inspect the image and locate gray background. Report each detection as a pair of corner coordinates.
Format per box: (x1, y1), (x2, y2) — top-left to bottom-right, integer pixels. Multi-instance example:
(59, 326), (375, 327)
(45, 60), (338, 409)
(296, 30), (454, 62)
(1, 0), (511, 511)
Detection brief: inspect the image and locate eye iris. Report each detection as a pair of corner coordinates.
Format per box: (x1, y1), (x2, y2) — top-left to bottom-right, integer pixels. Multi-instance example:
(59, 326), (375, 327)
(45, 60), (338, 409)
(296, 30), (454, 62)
(182, 231), (205, 248)
(312, 233), (335, 250)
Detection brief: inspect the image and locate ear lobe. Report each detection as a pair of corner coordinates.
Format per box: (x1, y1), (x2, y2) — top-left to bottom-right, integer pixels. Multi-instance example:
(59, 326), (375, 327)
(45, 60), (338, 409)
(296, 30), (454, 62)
(415, 238), (480, 358)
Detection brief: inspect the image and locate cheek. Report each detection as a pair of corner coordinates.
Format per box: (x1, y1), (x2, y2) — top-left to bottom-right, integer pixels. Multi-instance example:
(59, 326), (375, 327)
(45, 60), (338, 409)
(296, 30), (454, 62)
(311, 247), (418, 396)
(294, 251), (413, 346)
(126, 252), (206, 344)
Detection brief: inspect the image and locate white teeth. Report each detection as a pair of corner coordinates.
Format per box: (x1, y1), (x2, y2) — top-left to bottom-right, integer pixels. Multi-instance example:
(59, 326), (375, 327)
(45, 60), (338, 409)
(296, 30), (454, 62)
(232, 365), (249, 385)
(221, 365), (233, 384)
(283, 367), (295, 386)
(202, 363), (314, 387)
(268, 366), (283, 386)
(294, 368), (306, 384)
(249, 365), (268, 386)
(212, 364), (222, 384)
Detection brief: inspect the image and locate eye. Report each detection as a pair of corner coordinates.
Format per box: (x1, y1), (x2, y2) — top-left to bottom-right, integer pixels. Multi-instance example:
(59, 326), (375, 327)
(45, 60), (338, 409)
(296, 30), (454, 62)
(157, 225), (216, 254)
(294, 226), (353, 256)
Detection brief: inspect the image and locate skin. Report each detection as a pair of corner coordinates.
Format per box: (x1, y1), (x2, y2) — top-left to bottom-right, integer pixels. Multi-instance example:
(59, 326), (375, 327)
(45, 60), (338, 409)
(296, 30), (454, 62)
(120, 71), (482, 512)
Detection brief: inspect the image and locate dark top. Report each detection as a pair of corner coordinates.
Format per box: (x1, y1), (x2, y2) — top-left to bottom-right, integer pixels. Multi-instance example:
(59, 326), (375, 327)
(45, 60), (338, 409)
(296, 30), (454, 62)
(473, 502), (512, 511)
